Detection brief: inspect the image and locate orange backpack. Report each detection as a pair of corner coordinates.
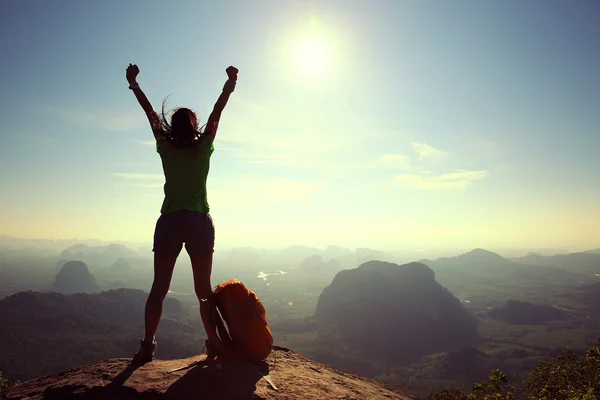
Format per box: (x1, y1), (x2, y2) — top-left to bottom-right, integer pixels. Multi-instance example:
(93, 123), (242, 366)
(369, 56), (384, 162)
(205, 279), (273, 362)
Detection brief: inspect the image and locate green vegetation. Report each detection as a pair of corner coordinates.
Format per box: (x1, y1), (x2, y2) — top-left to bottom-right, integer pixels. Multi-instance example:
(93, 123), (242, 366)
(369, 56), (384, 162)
(428, 338), (600, 399)
(488, 300), (572, 325)
(0, 370), (7, 391)
(429, 370), (514, 399)
(523, 339), (600, 400)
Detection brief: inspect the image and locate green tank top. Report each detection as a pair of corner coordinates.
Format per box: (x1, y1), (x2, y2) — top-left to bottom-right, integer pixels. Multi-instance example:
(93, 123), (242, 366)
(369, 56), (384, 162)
(156, 136), (214, 214)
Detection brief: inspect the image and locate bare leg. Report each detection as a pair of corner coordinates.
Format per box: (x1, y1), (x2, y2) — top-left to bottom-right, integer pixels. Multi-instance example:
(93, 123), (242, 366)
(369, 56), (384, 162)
(143, 253), (178, 343)
(190, 251), (224, 356)
(190, 252), (214, 331)
(190, 252), (213, 300)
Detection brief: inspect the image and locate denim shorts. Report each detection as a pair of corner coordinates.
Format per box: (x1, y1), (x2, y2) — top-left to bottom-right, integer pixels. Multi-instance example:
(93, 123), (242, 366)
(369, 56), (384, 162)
(152, 210), (215, 256)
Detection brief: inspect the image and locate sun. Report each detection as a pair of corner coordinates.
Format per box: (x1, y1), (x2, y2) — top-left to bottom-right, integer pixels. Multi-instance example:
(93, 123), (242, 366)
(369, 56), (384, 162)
(292, 36), (331, 78)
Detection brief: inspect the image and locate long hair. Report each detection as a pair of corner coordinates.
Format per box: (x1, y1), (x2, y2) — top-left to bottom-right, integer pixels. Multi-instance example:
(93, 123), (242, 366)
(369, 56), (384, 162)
(159, 98), (206, 148)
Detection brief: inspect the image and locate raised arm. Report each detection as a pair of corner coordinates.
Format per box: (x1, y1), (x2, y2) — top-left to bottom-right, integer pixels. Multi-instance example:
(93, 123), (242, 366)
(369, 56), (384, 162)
(205, 66), (238, 141)
(126, 63), (162, 138)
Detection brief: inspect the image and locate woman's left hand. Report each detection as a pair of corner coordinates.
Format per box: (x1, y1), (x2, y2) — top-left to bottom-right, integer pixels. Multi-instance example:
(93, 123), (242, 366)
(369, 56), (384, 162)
(126, 63), (140, 83)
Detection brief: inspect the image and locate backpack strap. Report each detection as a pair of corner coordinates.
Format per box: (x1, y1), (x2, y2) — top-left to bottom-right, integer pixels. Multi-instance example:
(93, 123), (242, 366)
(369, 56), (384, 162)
(212, 297), (233, 346)
(200, 296), (226, 353)
(200, 295), (236, 361)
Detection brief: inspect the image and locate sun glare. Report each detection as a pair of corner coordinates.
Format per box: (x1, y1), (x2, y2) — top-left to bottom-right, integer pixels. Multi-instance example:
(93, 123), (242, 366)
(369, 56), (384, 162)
(292, 36), (331, 78)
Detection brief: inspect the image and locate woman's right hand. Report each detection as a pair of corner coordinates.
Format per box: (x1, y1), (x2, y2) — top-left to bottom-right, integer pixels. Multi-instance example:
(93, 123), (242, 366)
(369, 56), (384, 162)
(126, 63), (140, 83)
(226, 66), (238, 81)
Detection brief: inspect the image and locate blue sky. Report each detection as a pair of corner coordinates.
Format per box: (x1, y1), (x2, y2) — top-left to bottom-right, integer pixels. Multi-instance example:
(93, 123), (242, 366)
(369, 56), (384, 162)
(1, 0), (599, 251)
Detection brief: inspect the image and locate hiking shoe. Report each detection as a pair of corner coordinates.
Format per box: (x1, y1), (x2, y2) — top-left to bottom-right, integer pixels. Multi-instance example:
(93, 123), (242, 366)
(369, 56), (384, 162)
(132, 339), (157, 365)
(203, 339), (241, 365)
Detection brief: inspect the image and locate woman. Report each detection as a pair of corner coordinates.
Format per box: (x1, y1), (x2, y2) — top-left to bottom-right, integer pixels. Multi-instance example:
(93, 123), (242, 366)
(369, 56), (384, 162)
(126, 63), (238, 364)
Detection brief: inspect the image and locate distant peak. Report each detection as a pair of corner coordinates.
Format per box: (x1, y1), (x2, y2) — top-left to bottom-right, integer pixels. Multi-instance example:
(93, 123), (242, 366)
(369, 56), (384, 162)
(469, 248), (496, 254)
(347, 260), (437, 284)
(60, 260), (90, 271)
(462, 248), (506, 260)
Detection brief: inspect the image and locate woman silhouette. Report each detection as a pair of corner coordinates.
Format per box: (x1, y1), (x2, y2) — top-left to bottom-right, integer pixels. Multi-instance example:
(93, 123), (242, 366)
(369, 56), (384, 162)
(126, 63), (238, 364)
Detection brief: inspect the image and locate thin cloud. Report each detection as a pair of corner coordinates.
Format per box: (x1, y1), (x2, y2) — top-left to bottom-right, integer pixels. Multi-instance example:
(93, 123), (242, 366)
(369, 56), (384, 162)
(434, 170), (487, 182)
(111, 172), (164, 180)
(114, 182), (164, 189)
(113, 161), (149, 167)
(210, 96), (409, 173)
(411, 142), (446, 160)
(134, 139), (156, 146)
(236, 154), (297, 166)
(394, 169), (487, 190)
(210, 177), (324, 206)
(218, 95), (374, 154)
(378, 154), (411, 169)
(49, 105), (145, 133)
(376, 143), (445, 172)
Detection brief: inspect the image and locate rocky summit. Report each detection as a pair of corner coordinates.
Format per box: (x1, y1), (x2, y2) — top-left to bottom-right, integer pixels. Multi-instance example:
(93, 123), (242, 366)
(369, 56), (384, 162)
(3, 346), (415, 400)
